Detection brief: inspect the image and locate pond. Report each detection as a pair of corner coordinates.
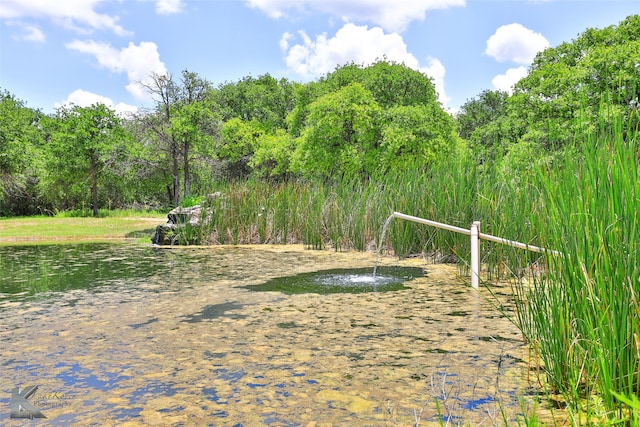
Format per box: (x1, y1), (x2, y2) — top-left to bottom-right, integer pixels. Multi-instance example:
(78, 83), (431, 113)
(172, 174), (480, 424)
(0, 243), (539, 425)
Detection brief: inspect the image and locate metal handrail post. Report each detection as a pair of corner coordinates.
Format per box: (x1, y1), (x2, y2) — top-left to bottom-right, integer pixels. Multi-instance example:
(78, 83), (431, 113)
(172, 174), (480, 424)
(470, 221), (480, 289)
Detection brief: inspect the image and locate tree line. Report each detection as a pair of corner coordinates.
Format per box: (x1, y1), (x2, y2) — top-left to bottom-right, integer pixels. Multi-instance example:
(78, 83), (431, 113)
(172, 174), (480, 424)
(1, 14), (638, 216)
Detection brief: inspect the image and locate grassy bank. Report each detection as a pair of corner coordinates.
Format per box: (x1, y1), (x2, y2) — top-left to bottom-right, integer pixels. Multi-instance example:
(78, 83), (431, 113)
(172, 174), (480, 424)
(0, 213), (165, 245)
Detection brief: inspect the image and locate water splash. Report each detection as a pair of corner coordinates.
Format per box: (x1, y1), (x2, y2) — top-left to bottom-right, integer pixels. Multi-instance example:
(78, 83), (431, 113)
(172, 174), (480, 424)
(373, 214), (395, 277)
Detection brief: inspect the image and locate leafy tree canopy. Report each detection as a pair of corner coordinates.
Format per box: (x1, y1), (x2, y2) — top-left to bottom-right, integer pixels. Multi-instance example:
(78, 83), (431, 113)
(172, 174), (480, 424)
(139, 69), (219, 205)
(456, 90), (509, 141)
(380, 103), (460, 173)
(292, 82), (382, 179)
(457, 14), (640, 158)
(322, 60), (438, 108)
(0, 90), (45, 214)
(511, 14), (640, 147)
(288, 60), (440, 137)
(44, 103), (124, 216)
(0, 91), (43, 179)
(214, 74), (297, 131)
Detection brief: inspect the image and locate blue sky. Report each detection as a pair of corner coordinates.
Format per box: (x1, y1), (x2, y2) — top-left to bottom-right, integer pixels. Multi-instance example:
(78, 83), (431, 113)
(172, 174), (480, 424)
(1, 0), (638, 115)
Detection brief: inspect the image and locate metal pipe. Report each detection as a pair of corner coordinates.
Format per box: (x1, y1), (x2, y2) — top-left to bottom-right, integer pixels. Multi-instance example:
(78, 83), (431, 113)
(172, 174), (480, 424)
(393, 211), (560, 256)
(392, 212), (470, 236)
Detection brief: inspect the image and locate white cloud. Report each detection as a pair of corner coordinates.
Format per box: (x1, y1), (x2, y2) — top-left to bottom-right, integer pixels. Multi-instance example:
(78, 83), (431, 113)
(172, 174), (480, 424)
(24, 24), (45, 42)
(492, 66), (528, 93)
(66, 40), (168, 100)
(0, 0), (130, 36)
(55, 89), (112, 108)
(5, 22), (46, 42)
(485, 23), (549, 64)
(155, 0), (184, 15)
(281, 23), (450, 106)
(282, 24), (416, 76)
(421, 57), (449, 106)
(246, 0), (465, 33)
(279, 32), (294, 51)
(54, 89), (138, 116)
(246, 0), (296, 19)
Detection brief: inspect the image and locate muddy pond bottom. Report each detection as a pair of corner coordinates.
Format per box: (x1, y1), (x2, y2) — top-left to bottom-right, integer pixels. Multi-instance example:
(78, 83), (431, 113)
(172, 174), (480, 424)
(0, 244), (535, 426)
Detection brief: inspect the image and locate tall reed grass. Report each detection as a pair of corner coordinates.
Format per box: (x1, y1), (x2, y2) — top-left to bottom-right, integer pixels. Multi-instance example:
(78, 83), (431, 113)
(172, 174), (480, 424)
(197, 158), (548, 278)
(197, 160), (482, 258)
(512, 115), (639, 423)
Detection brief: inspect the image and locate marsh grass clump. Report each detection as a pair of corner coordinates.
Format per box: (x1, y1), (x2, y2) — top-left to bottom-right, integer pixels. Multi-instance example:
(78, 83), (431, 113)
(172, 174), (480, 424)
(511, 115), (639, 423)
(195, 159), (482, 258)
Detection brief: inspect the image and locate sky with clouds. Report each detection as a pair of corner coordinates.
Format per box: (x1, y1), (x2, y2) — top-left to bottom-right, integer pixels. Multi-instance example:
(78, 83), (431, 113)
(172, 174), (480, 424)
(1, 0), (638, 115)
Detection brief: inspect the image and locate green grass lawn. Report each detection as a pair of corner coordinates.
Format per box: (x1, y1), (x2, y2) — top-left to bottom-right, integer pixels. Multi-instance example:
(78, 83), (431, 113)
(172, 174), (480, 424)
(0, 214), (166, 245)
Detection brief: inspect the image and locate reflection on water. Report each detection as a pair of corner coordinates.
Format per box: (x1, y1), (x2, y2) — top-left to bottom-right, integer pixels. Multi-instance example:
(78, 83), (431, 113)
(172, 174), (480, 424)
(0, 244), (172, 299)
(0, 244), (540, 425)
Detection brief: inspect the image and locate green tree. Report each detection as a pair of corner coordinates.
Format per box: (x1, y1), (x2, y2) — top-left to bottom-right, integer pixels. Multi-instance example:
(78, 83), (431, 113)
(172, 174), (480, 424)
(455, 90), (518, 161)
(315, 60), (439, 108)
(250, 129), (295, 178)
(291, 83), (382, 179)
(216, 117), (263, 178)
(45, 103), (124, 216)
(288, 60), (440, 138)
(139, 72), (181, 205)
(207, 75), (298, 180)
(342, 60), (438, 108)
(122, 117), (175, 206)
(139, 70), (219, 205)
(219, 117), (263, 163)
(509, 14), (640, 148)
(214, 74), (297, 131)
(460, 15), (640, 162)
(218, 118), (294, 179)
(289, 61), (459, 179)
(286, 80), (324, 138)
(456, 90), (509, 141)
(175, 70), (220, 198)
(380, 104), (460, 173)
(0, 90), (45, 214)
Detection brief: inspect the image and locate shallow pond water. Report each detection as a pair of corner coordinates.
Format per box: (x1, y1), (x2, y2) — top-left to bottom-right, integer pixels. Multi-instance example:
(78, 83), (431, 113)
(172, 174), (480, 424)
(0, 244), (539, 425)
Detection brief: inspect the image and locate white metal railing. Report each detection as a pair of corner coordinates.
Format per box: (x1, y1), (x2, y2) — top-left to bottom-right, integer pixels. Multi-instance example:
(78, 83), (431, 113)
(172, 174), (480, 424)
(390, 212), (560, 288)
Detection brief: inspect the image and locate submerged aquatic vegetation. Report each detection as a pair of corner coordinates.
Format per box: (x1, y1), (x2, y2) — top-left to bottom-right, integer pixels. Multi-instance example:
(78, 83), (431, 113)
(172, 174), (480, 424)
(0, 245), (536, 425)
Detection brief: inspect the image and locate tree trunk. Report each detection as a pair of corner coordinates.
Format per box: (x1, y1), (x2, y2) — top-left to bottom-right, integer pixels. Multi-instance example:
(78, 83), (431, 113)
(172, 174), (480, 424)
(183, 139), (190, 201)
(172, 140), (180, 207)
(90, 156), (98, 217)
(167, 185), (174, 206)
